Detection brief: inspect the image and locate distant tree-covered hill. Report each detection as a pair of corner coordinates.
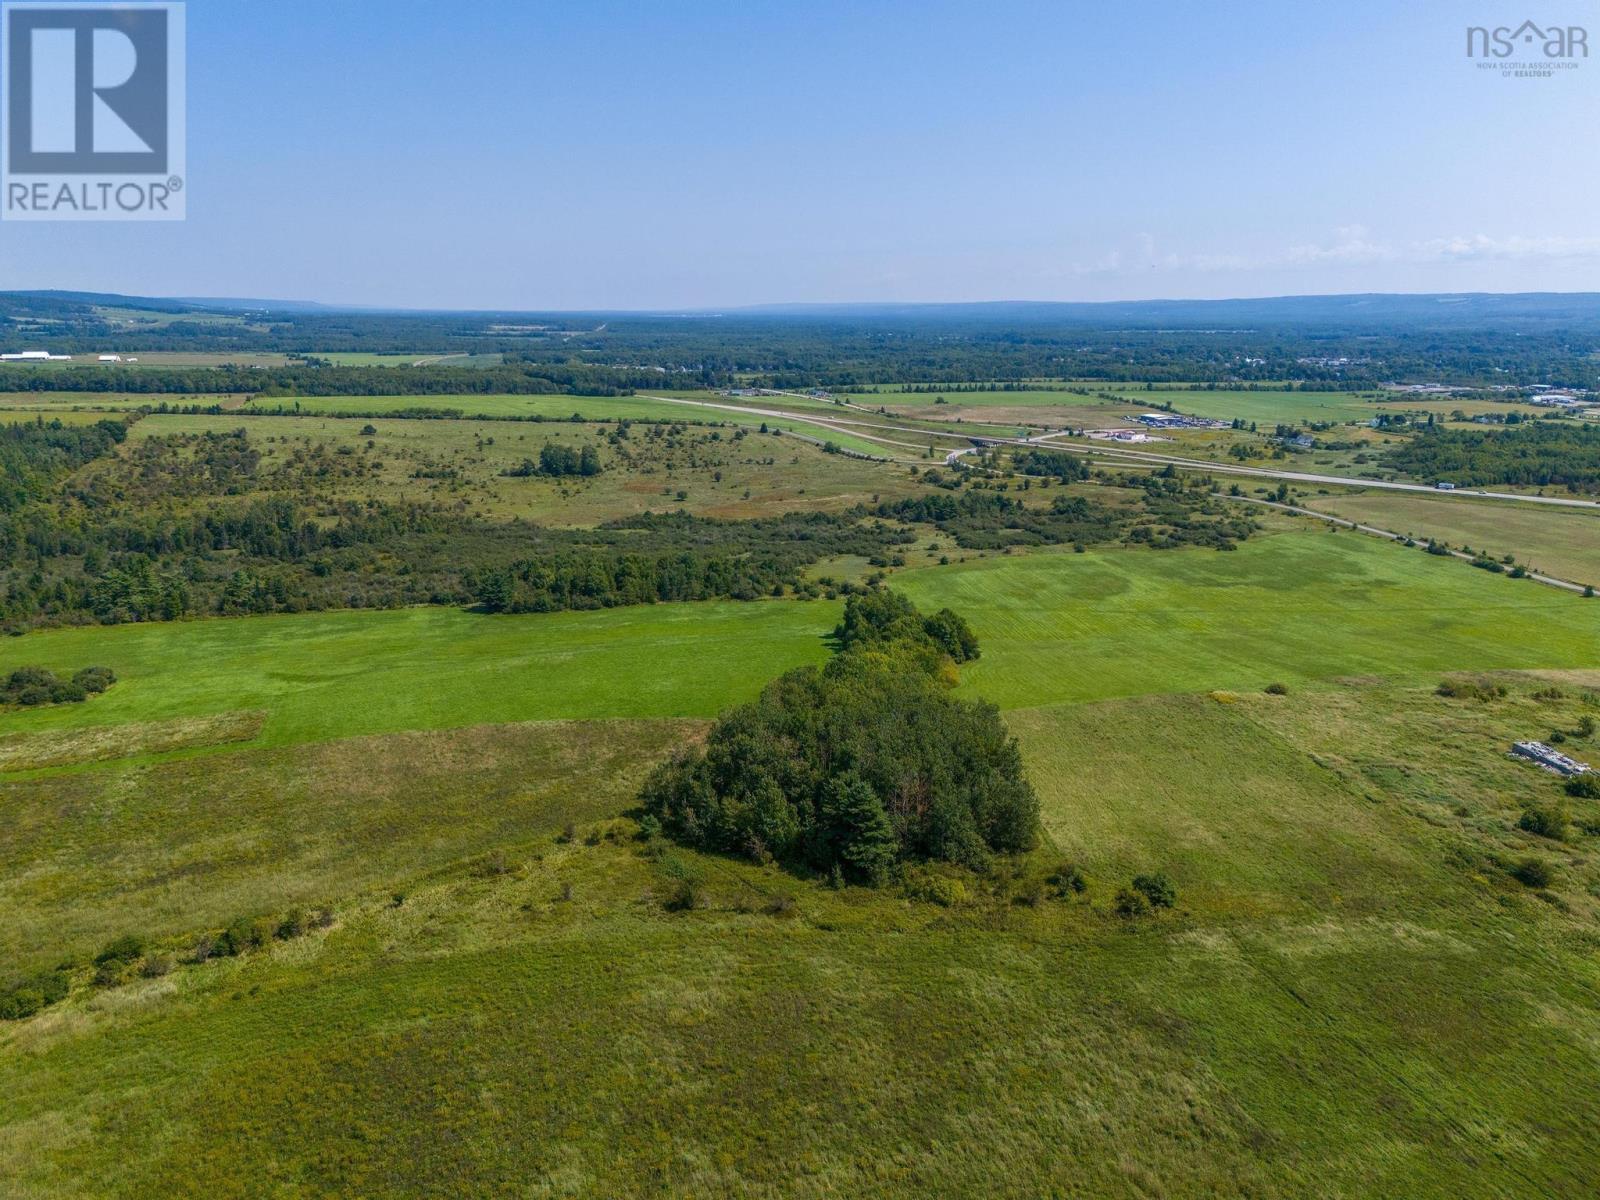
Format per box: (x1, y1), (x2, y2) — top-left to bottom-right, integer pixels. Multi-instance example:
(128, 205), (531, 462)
(7, 291), (1600, 389)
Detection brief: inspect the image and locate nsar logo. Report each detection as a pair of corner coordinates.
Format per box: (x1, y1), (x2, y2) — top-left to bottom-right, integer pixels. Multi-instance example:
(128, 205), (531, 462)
(1, 2), (185, 220)
(1466, 19), (1588, 79)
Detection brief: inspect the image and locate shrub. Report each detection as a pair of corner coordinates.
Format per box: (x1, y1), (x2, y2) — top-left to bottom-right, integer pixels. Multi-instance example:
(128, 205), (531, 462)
(0, 986), (46, 1021)
(0, 970), (69, 1020)
(93, 933), (145, 967)
(1518, 803), (1569, 840)
(140, 955), (173, 979)
(1114, 887), (1152, 917)
(218, 916), (270, 957)
(1047, 862), (1088, 896)
(92, 962), (122, 988)
(661, 878), (702, 912)
(1014, 881), (1046, 908)
(903, 870), (969, 907)
(1264, 682), (1289, 696)
(1436, 679), (1507, 702)
(1131, 872), (1177, 909)
(275, 909), (307, 940)
(1, 664), (114, 707)
(765, 893), (797, 917)
(1565, 774), (1600, 799)
(1511, 857), (1554, 889)
(72, 666), (116, 694)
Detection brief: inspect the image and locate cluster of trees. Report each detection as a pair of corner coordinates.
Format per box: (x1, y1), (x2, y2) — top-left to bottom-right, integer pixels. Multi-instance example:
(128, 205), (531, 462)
(832, 589), (979, 664)
(1011, 447), (1091, 481)
(1386, 422), (1600, 493)
(0, 417), (127, 511)
(468, 512), (911, 614)
(640, 591), (1038, 882)
(877, 489), (1123, 550)
(502, 442), (601, 478)
(1, 665), (114, 706)
(1128, 472), (1260, 550)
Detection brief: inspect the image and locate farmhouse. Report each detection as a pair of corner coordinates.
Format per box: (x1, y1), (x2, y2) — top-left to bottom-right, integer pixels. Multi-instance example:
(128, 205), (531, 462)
(1511, 741), (1591, 777)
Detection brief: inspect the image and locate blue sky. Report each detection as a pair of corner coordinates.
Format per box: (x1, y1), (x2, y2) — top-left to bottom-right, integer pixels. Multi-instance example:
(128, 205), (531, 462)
(1, 0), (1597, 308)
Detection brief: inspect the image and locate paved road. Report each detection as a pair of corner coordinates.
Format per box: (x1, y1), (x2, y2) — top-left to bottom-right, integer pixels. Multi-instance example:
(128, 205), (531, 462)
(644, 394), (1600, 512)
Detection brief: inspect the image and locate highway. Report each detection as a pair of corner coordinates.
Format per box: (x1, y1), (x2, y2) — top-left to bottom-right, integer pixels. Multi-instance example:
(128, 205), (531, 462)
(643, 394), (1600, 512)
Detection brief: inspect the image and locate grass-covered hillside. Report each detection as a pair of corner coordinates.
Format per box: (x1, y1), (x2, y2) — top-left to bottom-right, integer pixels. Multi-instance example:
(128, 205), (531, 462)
(1, 380), (1598, 1197)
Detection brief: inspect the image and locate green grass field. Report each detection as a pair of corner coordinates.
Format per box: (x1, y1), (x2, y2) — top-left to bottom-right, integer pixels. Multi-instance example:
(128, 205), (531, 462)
(5, 676), (1599, 1197)
(1301, 489), (1600, 589)
(894, 531), (1599, 709)
(0, 599), (838, 750)
(6, 526), (1600, 1197)
(2, 530), (1592, 756)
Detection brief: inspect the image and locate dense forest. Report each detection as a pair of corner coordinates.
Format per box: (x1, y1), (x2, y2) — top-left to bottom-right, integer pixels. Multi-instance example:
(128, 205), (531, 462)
(1385, 421), (1600, 493)
(0, 363), (653, 398)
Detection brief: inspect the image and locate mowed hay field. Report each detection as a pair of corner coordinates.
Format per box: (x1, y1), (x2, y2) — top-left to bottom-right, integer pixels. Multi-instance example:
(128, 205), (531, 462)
(853, 383), (1381, 425)
(1302, 489), (1600, 590)
(0, 599), (840, 749)
(1095, 386), (1385, 424)
(5, 531), (1600, 1196)
(895, 531), (1600, 709)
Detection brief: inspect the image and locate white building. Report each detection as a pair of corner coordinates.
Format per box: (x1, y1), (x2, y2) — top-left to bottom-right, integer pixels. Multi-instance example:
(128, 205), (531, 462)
(0, 350), (71, 362)
(97, 354), (122, 363)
